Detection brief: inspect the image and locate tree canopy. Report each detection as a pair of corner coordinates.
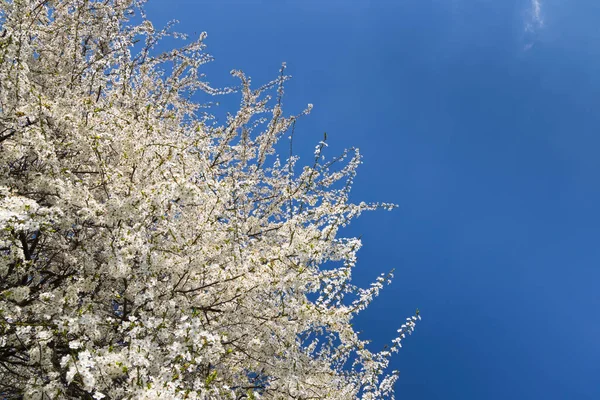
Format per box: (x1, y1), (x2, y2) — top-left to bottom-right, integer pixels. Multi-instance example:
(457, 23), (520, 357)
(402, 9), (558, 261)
(0, 1), (418, 398)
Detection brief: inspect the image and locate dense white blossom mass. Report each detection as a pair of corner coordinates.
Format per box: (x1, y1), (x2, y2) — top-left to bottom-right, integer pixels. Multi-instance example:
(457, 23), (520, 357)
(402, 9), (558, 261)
(0, 0), (419, 398)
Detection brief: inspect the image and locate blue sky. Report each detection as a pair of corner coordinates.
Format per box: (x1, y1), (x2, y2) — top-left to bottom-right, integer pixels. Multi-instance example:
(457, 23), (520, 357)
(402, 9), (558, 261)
(145, 1), (600, 398)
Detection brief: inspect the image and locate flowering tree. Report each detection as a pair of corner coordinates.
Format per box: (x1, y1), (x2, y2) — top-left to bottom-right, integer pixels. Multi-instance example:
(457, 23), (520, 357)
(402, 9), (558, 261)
(0, 0), (419, 399)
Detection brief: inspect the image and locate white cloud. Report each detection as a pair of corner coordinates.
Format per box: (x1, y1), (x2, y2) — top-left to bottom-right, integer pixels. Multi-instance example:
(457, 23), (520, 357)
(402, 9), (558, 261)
(526, 0), (544, 32)
(523, 0), (544, 50)
(523, 42), (534, 51)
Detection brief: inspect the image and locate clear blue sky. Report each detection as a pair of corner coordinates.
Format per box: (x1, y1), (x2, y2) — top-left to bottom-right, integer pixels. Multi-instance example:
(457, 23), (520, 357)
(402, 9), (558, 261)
(145, 1), (600, 398)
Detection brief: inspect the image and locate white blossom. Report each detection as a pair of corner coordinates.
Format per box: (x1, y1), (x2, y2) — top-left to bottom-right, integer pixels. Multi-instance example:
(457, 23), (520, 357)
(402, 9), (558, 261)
(0, 1), (418, 399)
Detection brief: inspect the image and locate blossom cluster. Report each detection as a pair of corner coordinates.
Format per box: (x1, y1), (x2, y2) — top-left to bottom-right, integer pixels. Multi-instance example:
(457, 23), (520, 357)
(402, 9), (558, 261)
(0, 1), (418, 399)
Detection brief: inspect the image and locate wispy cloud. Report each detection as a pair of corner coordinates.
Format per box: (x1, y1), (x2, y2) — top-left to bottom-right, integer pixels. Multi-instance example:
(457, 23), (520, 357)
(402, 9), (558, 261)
(526, 0), (544, 32)
(523, 0), (543, 50)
